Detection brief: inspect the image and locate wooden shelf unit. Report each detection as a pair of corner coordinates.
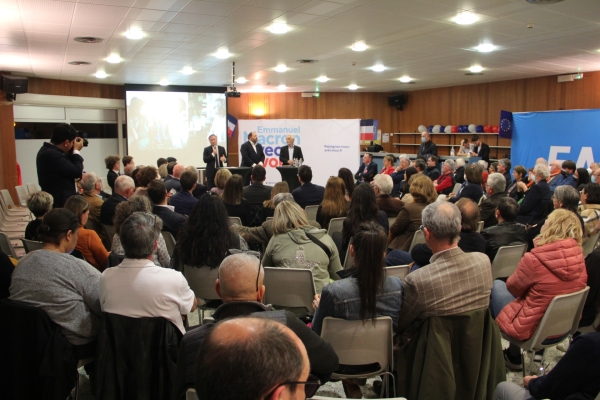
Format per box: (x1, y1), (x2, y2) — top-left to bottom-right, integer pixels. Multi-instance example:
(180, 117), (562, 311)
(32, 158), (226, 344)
(391, 132), (511, 159)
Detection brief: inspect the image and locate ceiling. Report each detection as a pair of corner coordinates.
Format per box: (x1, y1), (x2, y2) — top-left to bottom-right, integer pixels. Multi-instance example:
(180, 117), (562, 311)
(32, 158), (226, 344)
(1, 0), (600, 92)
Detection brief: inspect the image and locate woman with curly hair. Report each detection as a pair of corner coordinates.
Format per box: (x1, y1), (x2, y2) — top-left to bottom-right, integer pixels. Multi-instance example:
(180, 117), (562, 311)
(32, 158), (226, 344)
(134, 166), (159, 197)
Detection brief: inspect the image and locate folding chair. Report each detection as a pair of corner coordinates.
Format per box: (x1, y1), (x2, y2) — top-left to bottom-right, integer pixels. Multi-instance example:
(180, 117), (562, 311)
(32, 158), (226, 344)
(183, 265), (220, 325)
(385, 265), (410, 280)
(26, 182), (41, 194)
(478, 195), (486, 205)
(388, 216), (396, 227)
(491, 243), (527, 280)
(263, 267), (316, 315)
(451, 183), (462, 195)
(501, 286), (589, 376)
(582, 231), (600, 257)
(21, 238), (43, 253)
(477, 220), (484, 233)
(15, 185), (29, 207)
(321, 317), (396, 398)
(408, 230), (425, 252)
(343, 238), (354, 269)
(305, 205), (319, 221)
(161, 231), (176, 257)
(228, 216), (242, 226)
(327, 217), (344, 237)
(101, 224), (116, 251)
(0, 232), (22, 258)
(0, 189), (30, 215)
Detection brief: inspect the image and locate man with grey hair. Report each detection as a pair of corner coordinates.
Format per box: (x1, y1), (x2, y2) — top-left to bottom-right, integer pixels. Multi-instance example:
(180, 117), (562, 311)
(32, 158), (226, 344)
(81, 172), (105, 225)
(454, 157), (466, 184)
(373, 174), (404, 218)
(433, 159), (455, 195)
(279, 134), (304, 166)
(100, 175), (135, 225)
(497, 158), (512, 187)
(479, 172), (507, 228)
(392, 154), (411, 196)
(517, 163), (552, 225)
(99, 212), (197, 335)
(396, 201), (492, 340)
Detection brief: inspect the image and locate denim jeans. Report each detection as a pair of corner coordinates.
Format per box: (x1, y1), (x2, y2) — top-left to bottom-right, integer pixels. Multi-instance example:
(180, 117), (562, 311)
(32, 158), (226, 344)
(490, 279), (517, 319)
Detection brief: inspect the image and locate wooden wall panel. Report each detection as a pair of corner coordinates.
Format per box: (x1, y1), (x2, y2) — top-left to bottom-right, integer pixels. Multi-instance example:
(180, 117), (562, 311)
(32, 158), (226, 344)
(0, 91), (17, 201)
(27, 77), (124, 99)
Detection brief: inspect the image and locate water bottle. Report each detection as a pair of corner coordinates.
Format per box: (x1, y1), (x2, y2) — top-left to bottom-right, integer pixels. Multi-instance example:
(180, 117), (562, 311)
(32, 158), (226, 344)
(450, 147), (455, 157)
(299, 158), (303, 166)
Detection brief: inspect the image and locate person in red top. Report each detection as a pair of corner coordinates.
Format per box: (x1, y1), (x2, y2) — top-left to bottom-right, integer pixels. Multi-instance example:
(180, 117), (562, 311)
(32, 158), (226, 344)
(490, 209), (587, 370)
(381, 155), (395, 175)
(434, 159), (455, 194)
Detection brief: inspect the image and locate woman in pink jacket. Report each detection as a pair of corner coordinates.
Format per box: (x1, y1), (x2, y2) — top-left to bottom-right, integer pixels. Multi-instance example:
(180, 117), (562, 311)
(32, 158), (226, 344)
(490, 209), (588, 370)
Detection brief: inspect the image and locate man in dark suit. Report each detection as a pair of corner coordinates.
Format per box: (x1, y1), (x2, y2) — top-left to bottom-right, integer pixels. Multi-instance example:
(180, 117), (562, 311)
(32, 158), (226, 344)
(202, 134), (227, 189)
(470, 135), (490, 162)
(165, 164), (184, 193)
(104, 155), (120, 192)
(479, 172), (507, 228)
(36, 123), (84, 208)
(100, 175), (135, 225)
(292, 165), (325, 208)
(417, 131), (438, 158)
(517, 163), (552, 225)
(279, 134), (304, 165)
(147, 179), (186, 237)
(240, 132), (265, 185)
(169, 170), (199, 216)
(243, 165), (273, 204)
(354, 153), (378, 184)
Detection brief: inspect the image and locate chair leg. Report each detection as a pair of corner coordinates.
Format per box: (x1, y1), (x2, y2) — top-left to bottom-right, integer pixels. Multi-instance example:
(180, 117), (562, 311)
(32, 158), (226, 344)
(527, 350), (536, 377)
(520, 349), (526, 377)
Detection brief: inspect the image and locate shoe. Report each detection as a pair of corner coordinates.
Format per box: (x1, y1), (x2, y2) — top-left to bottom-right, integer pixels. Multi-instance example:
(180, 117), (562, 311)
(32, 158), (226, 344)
(503, 349), (522, 370)
(342, 379), (363, 399)
(533, 349), (545, 362)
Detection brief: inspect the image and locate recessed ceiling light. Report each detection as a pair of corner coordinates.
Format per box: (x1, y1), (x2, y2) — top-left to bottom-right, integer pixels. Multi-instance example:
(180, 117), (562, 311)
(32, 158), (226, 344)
(181, 66), (194, 75)
(94, 71), (107, 79)
(469, 65), (484, 73)
(106, 54), (122, 63)
(351, 41), (367, 51)
(236, 77), (247, 84)
(214, 49), (230, 59)
(348, 84), (358, 90)
(476, 43), (496, 52)
(159, 79), (169, 86)
(275, 64), (287, 72)
(269, 23), (289, 34)
(125, 29), (144, 40)
(74, 36), (104, 44)
(277, 84), (287, 90)
(399, 76), (412, 83)
(453, 12), (478, 25)
(372, 64), (385, 72)
(317, 76), (328, 83)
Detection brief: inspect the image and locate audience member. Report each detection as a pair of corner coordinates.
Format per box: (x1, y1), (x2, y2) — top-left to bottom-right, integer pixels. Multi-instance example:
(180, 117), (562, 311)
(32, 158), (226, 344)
(263, 201), (341, 294)
(128, 166), (140, 183)
(158, 164), (168, 179)
(433, 159), (454, 194)
(449, 163), (484, 204)
(24, 191), (53, 240)
(122, 155), (134, 169)
(292, 165), (325, 208)
(165, 163), (184, 193)
(243, 165), (273, 204)
(453, 157), (466, 184)
(491, 209), (587, 369)
(210, 168), (231, 196)
(414, 159), (426, 175)
(457, 138), (471, 156)
(417, 131), (437, 158)
(575, 167), (591, 191)
(388, 175), (436, 252)
(549, 160), (577, 192)
(398, 167), (418, 201)
(104, 155), (120, 192)
(396, 202), (492, 341)
(222, 175), (252, 226)
(164, 161), (177, 182)
(372, 174), (404, 218)
(425, 155), (440, 180)
(169, 170), (199, 215)
(355, 153), (377, 184)
(380, 154), (395, 175)
(517, 163), (551, 225)
(316, 176), (348, 229)
(580, 245), (600, 329)
(489, 161), (498, 174)
(497, 158), (512, 187)
(147, 179), (186, 237)
(167, 156), (177, 163)
(391, 154), (411, 196)
(481, 197), (527, 261)
(263, 182), (290, 219)
(172, 253), (338, 399)
(124, 162), (136, 177)
(470, 134), (490, 161)
(592, 166), (600, 184)
(506, 165), (527, 202)
(80, 172), (104, 226)
(157, 157), (167, 168)
(579, 183), (600, 240)
(134, 165), (159, 196)
(479, 160), (489, 185)
(479, 172), (507, 228)
(338, 167), (355, 201)
(183, 166), (208, 199)
(100, 175), (135, 226)
(64, 195), (108, 271)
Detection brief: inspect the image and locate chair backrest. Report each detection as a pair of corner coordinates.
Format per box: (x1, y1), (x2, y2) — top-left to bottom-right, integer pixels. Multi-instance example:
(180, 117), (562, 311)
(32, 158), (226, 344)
(491, 243), (527, 280)
(388, 217), (396, 227)
(476, 220), (484, 233)
(228, 216), (242, 226)
(385, 265), (410, 280)
(583, 231), (600, 257)
(343, 238), (354, 269)
(184, 265), (221, 301)
(1, 189), (18, 209)
(477, 195), (486, 205)
(408, 230), (426, 252)
(305, 205), (319, 221)
(161, 231), (176, 256)
(100, 177), (112, 194)
(186, 388), (199, 400)
(263, 267), (316, 313)
(15, 186), (29, 207)
(436, 194), (447, 202)
(321, 317), (394, 377)
(452, 182), (462, 194)
(327, 217), (345, 237)
(101, 224), (116, 250)
(0, 232), (18, 258)
(21, 239), (43, 253)
(526, 287), (589, 349)
(26, 182), (41, 194)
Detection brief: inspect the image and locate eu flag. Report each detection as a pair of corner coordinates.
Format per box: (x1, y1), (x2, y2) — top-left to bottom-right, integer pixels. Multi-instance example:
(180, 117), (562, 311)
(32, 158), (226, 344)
(499, 110), (513, 139)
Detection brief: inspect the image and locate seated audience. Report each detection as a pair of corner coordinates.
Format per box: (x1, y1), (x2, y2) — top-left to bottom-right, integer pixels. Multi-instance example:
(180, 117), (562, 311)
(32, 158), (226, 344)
(147, 179), (186, 237)
(100, 175), (135, 226)
(489, 161), (498, 174)
(338, 167), (355, 201)
(158, 163), (168, 179)
(453, 157), (465, 184)
(481, 197), (527, 261)
(124, 162), (135, 177)
(479, 172), (507, 228)
(391, 154), (411, 196)
(165, 163), (184, 193)
(414, 159), (427, 175)
(517, 163), (551, 225)
(580, 244), (600, 329)
(111, 196), (171, 268)
(398, 167), (418, 201)
(381, 154), (395, 175)
(263, 182), (290, 219)
(292, 165), (325, 208)
(24, 191), (53, 240)
(209, 168), (231, 196)
(506, 165), (527, 202)
(243, 165), (273, 204)
(498, 158), (512, 187)
(425, 155), (440, 181)
(80, 172), (104, 225)
(491, 209), (587, 369)
(449, 163), (484, 204)
(164, 161), (176, 182)
(104, 154), (120, 192)
(263, 201), (341, 294)
(388, 174), (436, 251)
(64, 195), (109, 271)
(575, 167), (591, 191)
(526, 167), (535, 188)
(580, 183), (600, 240)
(355, 153), (377, 184)
(592, 166), (600, 184)
(169, 170), (199, 216)
(316, 176), (348, 229)
(433, 159), (455, 194)
(222, 175), (252, 226)
(184, 166), (208, 199)
(479, 160), (489, 186)
(172, 253), (339, 399)
(134, 166), (159, 196)
(99, 212), (196, 335)
(547, 160), (562, 186)
(10, 209), (102, 351)
(396, 202), (492, 341)
(549, 159), (577, 192)
(373, 174), (404, 218)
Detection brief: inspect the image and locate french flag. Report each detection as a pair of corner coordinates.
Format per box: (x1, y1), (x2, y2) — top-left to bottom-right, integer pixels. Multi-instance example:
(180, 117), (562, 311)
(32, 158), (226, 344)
(227, 114), (238, 137)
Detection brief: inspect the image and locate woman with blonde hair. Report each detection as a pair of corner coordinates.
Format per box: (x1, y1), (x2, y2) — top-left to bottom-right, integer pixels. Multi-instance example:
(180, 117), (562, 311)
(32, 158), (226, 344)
(158, 164), (168, 179)
(263, 181), (290, 219)
(316, 177), (348, 229)
(388, 174), (437, 251)
(25, 191), (53, 241)
(491, 209), (587, 370)
(210, 168), (232, 196)
(381, 154), (395, 175)
(263, 201), (342, 293)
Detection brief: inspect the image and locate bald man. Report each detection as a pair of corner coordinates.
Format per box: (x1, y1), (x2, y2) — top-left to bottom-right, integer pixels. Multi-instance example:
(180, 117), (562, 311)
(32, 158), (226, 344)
(279, 134), (304, 166)
(165, 163), (184, 193)
(195, 317), (316, 400)
(172, 253), (338, 399)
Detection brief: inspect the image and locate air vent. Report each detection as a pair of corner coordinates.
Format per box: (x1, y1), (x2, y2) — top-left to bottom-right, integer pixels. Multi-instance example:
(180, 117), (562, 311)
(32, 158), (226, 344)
(526, 0), (564, 4)
(68, 61), (91, 66)
(74, 37), (104, 44)
(465, 72), (484, 76)
(297, 59), (318, 64)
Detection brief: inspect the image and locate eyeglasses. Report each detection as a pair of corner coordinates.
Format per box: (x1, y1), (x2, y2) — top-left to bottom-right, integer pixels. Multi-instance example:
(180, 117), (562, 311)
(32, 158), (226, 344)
(419, 225), (425, 232)
(264, 374), (321, 399)
(228, 249), (262, 291)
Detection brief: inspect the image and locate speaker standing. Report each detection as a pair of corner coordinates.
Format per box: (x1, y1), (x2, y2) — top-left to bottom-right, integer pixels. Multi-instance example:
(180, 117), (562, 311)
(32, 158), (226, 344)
(203, 134), (227, 189)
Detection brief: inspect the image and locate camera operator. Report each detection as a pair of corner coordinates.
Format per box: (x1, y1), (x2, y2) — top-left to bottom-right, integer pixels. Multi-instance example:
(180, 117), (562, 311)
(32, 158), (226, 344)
(36, 123), (85, 208)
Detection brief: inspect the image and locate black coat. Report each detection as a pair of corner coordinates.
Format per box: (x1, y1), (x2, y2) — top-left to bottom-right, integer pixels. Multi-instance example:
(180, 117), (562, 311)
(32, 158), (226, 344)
(292, 182), (325, 209)
(243, 182), (273, 204)
(479, 192), (507, 228)
(240, 141), (265, 167)
(152, 205), (186, 237)
(279, 145), (304, 165)
(517, 179), (551, 225)
(354, 162), (378, 183)
(100, 193), (128, 226)
(417, 141), (438, 157)
(36, 142), (84, 208)
(202, 145), (227, 179)
(454, 166), (465, 184)
(449, 182), (483, 204)
(481, 221), (527, 261)
(473, 142), (490, 162)
(107, 170), (119, 192)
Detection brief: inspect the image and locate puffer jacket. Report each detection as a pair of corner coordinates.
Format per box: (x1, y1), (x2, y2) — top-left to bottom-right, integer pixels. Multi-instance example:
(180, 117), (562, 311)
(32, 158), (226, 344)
(496, 238), (588, 341)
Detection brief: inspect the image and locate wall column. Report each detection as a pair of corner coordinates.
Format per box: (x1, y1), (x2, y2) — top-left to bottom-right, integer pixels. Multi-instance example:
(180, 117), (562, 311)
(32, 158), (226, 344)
(0, 88), (17, 202)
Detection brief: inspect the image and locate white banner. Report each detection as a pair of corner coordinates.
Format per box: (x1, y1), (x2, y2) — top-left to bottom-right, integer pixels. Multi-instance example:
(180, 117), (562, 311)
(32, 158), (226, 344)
(238, 119), (360, 186)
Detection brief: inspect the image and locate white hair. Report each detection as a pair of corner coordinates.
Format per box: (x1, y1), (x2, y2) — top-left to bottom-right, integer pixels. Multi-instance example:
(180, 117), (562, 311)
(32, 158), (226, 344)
(477, 160), (488, 170)
(373, 174), (393, 195)
(455, 158), (466, 167)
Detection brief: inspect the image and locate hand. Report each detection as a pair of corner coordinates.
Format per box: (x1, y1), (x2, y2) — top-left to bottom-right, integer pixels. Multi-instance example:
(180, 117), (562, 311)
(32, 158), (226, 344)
(213, 147), (218, 155)
(288, 160), (293, 165)
(523, 376), (535, 388)
(73, 137), (84, 151)
(220, 155), (226, 163)
(312, 294), (321, 310)
(470, 151), (477, 157)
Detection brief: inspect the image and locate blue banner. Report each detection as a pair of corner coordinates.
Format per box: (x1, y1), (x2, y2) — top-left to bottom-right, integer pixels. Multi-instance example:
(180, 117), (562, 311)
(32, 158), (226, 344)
(512, 109), (600, 170)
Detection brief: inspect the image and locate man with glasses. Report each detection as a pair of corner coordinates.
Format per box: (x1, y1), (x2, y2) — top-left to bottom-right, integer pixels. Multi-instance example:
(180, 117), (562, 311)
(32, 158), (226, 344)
(172, 252), (338, 400)
(194, 317), (321, 400)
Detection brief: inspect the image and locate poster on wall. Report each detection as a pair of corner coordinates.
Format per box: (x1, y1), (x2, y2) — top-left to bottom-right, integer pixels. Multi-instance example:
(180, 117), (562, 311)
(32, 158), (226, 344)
(238, 119), (361, 186)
